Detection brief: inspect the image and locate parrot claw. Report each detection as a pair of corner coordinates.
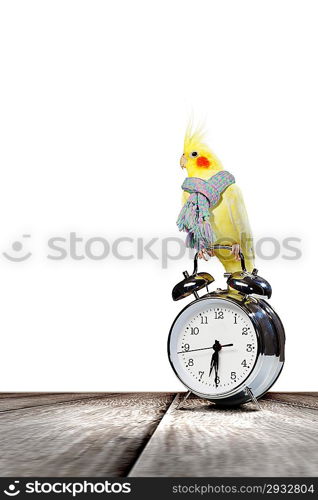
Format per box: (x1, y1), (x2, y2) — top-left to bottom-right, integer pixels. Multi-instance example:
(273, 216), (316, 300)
(198, 248), (215, 261)
(231, 244), (241, 261)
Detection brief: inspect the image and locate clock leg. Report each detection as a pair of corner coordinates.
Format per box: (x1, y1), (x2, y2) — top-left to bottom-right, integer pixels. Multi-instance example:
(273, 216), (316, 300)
(177, 390), (192, 409)
(245, 386), (262, 411)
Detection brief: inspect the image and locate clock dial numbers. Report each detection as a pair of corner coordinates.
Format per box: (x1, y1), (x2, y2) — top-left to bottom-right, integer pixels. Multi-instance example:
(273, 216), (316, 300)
(214, 310), (224, 320)
(190, 327), (199, 335)
(176, 302), (258, 395)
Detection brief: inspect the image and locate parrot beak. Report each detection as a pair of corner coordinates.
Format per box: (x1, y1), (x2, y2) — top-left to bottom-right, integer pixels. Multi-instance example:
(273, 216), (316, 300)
(180, 154), (187, 169)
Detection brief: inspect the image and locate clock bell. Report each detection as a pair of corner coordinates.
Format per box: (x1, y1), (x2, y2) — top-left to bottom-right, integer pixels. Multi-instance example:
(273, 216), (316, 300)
(172, 244), (272, 300)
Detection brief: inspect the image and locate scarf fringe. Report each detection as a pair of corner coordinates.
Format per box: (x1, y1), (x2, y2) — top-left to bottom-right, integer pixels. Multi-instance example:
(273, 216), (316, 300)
(177, 198), (214, 250)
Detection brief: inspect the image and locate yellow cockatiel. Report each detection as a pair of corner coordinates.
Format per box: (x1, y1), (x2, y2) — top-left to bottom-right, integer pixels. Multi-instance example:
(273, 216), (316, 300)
(180, 127), (254, 273)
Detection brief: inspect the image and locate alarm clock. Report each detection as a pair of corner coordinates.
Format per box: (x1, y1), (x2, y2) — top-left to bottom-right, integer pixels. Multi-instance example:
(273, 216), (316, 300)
(168, 245), (285, 407)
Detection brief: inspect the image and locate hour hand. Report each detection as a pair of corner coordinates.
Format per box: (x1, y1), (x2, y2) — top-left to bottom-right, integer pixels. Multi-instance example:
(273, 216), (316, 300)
(209, 340), (221, 380)
(214, 354), (219, 387)
(209, 351), (217, 378)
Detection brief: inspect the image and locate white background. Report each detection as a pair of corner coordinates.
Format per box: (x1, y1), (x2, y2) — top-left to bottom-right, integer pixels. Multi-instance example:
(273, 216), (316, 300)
(0, 0), (316, 391)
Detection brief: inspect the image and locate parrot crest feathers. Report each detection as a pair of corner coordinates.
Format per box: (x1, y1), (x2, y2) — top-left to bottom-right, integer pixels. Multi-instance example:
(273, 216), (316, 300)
(184, 122), (207, 156)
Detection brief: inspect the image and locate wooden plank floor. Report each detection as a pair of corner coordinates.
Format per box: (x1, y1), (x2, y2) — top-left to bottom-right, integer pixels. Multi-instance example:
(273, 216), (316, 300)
(0, 392), (317, 477)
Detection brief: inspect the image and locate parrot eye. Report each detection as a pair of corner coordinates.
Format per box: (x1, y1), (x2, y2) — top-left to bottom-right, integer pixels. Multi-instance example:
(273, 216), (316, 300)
(190, 151), (198, 158)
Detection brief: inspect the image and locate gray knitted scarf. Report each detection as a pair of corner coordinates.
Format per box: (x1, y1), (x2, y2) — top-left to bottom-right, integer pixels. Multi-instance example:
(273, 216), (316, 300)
(176, 170), (235, 250)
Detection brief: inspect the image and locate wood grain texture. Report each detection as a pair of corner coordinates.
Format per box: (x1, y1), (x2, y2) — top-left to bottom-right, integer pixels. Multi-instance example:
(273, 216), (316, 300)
(0, 393), (111, 412)
(0, 393), (174, 477)
(264, 392), (318, 409)
(129, 393), (318, 477)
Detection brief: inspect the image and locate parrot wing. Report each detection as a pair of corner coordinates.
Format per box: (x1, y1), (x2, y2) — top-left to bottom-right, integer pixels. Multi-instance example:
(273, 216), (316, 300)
(223, 184), (255, 264)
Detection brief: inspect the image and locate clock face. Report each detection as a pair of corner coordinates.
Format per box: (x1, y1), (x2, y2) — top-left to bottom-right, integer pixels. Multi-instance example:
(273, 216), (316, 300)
(169, 298), (259, 397)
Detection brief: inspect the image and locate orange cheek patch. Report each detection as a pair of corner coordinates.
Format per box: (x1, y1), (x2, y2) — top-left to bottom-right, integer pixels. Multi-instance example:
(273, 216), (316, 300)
(196, 156), (210, 168)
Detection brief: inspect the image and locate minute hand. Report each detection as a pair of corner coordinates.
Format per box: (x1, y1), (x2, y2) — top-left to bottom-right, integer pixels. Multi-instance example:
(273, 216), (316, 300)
(178, 344), (233, 355)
